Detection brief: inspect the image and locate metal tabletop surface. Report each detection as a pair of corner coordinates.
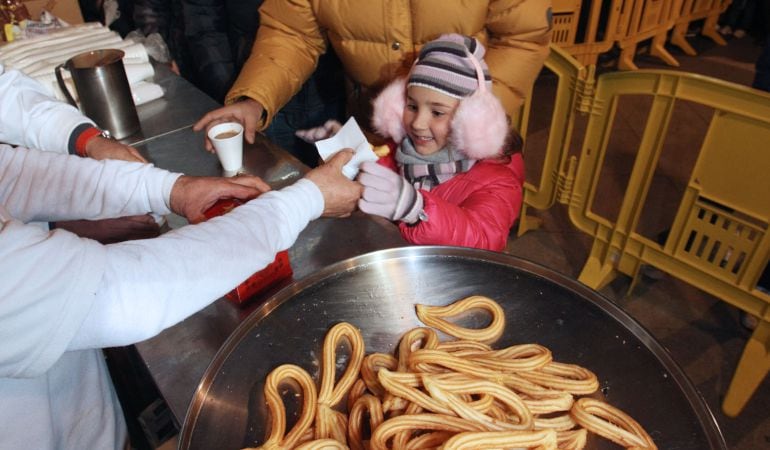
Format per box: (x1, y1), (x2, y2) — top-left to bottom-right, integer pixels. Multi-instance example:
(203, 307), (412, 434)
(120, 63), (220, 147)
(132, 125), (407, 423)
(178, 247), (726, 450)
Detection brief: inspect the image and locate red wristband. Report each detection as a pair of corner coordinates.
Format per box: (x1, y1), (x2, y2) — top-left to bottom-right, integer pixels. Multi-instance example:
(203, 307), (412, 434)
(74, 127), (102, 157)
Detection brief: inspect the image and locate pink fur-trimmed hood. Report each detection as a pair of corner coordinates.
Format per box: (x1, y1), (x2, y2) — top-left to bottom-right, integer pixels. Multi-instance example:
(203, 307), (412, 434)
(370, 77), (508, 160)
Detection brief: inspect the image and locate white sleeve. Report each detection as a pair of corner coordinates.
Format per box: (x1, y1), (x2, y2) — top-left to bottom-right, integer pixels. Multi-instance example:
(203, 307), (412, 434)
(0, 65), (92, 153)
(0, 209), (107, 377)
(68, 179), (324, 349)
(0, 145), (178, 223)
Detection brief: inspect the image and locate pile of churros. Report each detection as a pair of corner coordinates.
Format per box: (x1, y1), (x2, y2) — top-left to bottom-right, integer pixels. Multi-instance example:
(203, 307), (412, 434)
(244, 295), (657, 450)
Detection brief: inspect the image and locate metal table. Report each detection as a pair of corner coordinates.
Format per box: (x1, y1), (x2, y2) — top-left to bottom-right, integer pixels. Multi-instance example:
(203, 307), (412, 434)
(132, 109), (407, 423)
(178, 247), (726, 450)
(121, 63), (221, 147)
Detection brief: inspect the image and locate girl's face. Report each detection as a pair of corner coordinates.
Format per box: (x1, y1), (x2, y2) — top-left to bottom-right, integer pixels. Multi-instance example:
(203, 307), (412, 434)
(403, 86), (460, 155)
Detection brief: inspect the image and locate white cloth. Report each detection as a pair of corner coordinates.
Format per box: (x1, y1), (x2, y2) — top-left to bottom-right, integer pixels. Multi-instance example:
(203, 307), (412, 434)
(0, 65), (325, 450)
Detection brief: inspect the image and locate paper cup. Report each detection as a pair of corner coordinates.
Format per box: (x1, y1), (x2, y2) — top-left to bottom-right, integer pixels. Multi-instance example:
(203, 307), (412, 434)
(208, 122), (244, 172)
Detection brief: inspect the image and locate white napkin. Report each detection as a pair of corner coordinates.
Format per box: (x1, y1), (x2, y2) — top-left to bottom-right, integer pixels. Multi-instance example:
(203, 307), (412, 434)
(131, 81), (164, 106)
(314, 117), (378, 179)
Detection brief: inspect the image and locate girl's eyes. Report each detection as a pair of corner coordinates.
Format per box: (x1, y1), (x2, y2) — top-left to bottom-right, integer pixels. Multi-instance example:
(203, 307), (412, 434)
(405, 103), (447, 117)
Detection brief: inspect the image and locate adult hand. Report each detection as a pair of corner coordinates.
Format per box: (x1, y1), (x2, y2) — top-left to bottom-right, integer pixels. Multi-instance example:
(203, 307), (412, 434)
(305, 150), (363, 218)
(358, 161), (423, 224)
(85, 136), (147, 163)
(170, 174), (271, 223)
(192, 98), (265, 152)
(55, 215), (161, 244)
(295, 119), (343, 143)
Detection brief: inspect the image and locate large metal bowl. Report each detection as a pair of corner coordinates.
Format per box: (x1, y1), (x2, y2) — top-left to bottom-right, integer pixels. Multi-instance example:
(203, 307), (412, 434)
(179, 246), (725, 449)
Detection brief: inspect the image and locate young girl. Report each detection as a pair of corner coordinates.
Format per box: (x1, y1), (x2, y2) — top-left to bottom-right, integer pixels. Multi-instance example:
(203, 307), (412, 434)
(357, 33), (525, 251)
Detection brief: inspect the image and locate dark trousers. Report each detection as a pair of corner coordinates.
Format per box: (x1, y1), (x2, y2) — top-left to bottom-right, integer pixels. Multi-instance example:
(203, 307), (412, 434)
(753, 34), (770, 92)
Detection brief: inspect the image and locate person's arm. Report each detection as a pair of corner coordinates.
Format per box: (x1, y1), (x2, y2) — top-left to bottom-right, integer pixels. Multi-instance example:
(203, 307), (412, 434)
(0, 65), (146, 162)
(69, 179), (323, 349)
(399, 165), (523, 251)
(0, 146), (177, 223)
(0, 150), (357, 377)
(226, 0), (326, 129)
(485, 0), (553, 114)
(0, 180), (320, 376)
(68, 151), (358, 349)
(0, 66), (92, 154)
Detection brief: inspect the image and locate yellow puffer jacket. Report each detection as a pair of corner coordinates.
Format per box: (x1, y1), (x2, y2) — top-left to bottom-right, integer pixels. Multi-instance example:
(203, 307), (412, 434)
(227, 0), (552, 131)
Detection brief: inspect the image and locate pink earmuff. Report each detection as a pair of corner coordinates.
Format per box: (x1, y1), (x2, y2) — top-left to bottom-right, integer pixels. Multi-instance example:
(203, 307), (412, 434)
(371, 47), (508, 160)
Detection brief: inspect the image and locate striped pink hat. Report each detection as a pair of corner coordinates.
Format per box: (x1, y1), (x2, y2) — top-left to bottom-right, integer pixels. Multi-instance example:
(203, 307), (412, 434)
(407, 34), (492, 99)
(372, 33), (509, 160)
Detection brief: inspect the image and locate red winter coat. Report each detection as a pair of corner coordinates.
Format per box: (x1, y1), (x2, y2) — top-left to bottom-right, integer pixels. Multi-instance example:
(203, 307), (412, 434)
(378, 149), (524, 251)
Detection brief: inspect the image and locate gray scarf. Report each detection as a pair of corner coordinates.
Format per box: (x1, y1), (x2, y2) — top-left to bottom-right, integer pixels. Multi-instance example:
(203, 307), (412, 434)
(396, 138), (476, 191)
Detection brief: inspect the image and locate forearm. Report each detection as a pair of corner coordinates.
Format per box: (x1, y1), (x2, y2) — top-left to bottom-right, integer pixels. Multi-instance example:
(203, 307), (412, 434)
(0, 146), (177, 222)
(0, 67), (92, 153)
(68, 179), (323, 349)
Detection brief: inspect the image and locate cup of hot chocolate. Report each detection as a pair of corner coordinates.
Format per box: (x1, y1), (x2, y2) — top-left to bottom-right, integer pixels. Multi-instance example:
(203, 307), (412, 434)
(207, 122), (244, 173)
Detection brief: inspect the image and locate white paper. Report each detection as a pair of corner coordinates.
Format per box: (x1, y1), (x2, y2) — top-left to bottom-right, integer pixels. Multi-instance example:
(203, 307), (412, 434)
(315, 117), (378, 179)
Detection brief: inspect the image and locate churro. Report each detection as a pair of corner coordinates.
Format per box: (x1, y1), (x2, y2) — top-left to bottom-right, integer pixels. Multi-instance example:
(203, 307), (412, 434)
(415, 295), (505, 344)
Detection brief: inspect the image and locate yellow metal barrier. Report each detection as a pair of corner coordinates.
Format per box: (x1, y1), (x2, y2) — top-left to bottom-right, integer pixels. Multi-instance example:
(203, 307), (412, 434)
(552, 1), (732, 71)
(520, 46), (770, 416)
(670, 0), (731, 56)
(519, 45), (591, 235)
(614, 0), (681, 70)
(552, 0), (621, 66)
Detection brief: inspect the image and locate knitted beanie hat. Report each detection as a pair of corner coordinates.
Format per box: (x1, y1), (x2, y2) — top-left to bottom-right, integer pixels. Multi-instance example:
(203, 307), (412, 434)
(372, 34), (508, 160)
(408, 34), (492, 99)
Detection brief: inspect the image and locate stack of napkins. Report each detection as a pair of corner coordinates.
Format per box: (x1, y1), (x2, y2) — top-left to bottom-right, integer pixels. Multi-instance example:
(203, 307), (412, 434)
(314, 117), (379, 179)
(0, 23), (163, 106)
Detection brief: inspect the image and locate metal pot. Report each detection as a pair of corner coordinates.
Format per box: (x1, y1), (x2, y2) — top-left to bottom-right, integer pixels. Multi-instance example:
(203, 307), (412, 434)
(55, 49), (140, 139)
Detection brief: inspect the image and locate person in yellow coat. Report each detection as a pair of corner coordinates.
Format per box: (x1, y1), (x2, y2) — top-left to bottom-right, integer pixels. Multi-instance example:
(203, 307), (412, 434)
(194, 0), (552, 151)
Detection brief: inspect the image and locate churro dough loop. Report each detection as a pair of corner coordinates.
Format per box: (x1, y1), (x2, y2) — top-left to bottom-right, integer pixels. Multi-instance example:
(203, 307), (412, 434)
(517, 362), (599, 395)
(294, 439), (349, 450)
(416, 296), (505, 344)
(369, 414), (486, 450)
(360, 353), (397, 397)
(435, 339), (491, 353)
(245, 364), (317, 450)
(556, 428), (588, 450)
(439, 429), (558, 449)
(346, 379), (368, 413)
(346, 394), (384, 450)
(571, 398), (657, 449)
(316, 323), (366, 442)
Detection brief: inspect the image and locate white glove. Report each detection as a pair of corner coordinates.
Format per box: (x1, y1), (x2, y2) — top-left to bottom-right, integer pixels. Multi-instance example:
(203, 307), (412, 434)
(295, 120), (343, 143)
(358, 162), (424, 224)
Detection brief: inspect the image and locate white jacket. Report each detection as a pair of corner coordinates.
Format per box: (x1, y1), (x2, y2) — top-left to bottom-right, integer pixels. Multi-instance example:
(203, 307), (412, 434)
(0, 66), (325, 449)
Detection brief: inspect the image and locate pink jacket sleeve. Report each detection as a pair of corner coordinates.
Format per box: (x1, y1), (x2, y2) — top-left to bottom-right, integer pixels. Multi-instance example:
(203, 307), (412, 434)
(399, 155), (524, 251)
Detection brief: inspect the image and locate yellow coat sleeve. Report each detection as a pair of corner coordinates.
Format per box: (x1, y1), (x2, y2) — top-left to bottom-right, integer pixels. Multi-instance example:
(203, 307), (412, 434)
(225, 0), (326, 130)
(486, 0), (553, 116)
